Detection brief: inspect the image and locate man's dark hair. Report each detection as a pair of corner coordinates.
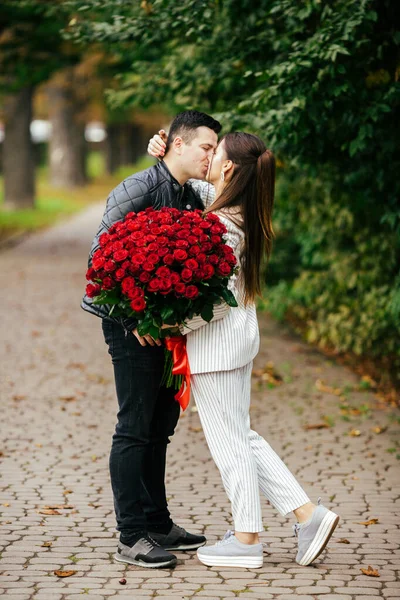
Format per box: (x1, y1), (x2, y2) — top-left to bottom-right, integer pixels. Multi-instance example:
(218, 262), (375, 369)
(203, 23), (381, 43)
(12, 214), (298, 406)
(166, 110), (222, 150)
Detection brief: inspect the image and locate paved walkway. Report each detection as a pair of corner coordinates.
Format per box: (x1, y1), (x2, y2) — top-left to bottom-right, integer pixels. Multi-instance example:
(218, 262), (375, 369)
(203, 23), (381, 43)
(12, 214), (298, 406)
(1, 204), (399, 600)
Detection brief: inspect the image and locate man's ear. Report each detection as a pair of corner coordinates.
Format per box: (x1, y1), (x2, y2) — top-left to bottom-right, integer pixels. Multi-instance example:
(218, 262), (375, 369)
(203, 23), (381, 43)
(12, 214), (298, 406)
(172, 136), (184, 155)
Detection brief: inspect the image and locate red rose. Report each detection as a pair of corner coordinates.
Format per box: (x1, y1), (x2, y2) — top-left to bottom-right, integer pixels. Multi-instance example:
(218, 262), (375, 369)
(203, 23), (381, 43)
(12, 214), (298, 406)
(113, 240), (124, 251)
(170, 272), (180, 285)
(143, 262), (156, 272)
(174, 283), (186, 295)
(218, 261), (231, 276)
(201, 242), (212, 253)
(86, 267), (96, 281)
(103, 246), (113, 258)
(131, 231), (145, 240)
(189, 245), (201, 256)
(197, 253), (207, 264)
(86, 283), (101, 298)
(185, 258), (198, 271)
(102, 276), (114, 290)
(173, 249), (188, 261)
(130, 297), (146, 312)
(185, 285), (199, 299)
(147, 278), (160, 292)
(226, 254), (237, 266)
(181, 268), (193, 282)
(121, 277), (136, 293)
(163, 254), (174, 266)
(114, 268), (126, 281)
(147, 253), (159, 264)
(92, 256), (105, 270)
(156, 266), (171, 278)
(209, 254), (219, 265)
(157, 247), (169, 257)
(175, 239), (189, 249)
(113, 249), (129, 262)
(104, 260), (116, 272)
(200, 221), (211, 230)
(139, 271), (151, 283)
(159, 279), (173, 294)
(203, 264), (215, 279)
(211, 235), (222, 245)
(99, 233), (109, 247)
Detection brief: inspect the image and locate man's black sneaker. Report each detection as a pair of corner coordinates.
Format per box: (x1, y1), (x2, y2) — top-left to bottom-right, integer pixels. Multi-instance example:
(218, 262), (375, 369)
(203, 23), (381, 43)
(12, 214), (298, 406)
(114, 537), (177, 568)
(149, 523), (206, 551)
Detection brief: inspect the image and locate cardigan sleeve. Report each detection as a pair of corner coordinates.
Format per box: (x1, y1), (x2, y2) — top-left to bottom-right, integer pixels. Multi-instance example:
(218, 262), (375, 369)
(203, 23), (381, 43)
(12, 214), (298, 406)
(187, 179), (216, 209)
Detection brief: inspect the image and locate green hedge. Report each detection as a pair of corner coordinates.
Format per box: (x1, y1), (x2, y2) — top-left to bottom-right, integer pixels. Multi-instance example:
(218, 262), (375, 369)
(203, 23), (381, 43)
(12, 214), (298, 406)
(265, 170), (400, 375)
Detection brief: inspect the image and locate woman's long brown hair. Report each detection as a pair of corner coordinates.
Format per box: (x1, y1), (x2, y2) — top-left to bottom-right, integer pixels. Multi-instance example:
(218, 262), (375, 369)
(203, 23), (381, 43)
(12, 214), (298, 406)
(204, 132), (275, 303)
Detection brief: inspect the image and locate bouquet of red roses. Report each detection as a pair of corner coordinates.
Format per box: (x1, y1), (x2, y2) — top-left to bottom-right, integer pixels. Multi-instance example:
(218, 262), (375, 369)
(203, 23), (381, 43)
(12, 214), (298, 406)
(85, 206), (238, 408)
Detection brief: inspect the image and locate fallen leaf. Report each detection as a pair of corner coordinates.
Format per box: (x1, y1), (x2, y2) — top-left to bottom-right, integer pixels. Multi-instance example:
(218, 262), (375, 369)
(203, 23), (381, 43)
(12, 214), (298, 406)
(188, 426), (202, 433)
(38, 509), (61, 516)
(12, 394), (26, 401)
(68, 362), (86, 370)
(337, 538), (350, 544)
(349, 428), (361, 436)
(59, 396), (76, 402)
(372, 426), (387, 434)
(91, 455), (98, 462)
(356, 518), (379, 526)
(3, 503), (10, 507)
(304, 423), (330, 430)
(315, 379), (342, 396)
(63, 490), (73, 495)
(71, 412), (82, 416)
(43, 505), (74, 510)
(42, 541), (52, 547)
(35, 443), (42, 448)
(87, 424), (98, 429)
(360, 565), (380, 577)
(252, 362), (283, 386)
(54, 570), (76, 578)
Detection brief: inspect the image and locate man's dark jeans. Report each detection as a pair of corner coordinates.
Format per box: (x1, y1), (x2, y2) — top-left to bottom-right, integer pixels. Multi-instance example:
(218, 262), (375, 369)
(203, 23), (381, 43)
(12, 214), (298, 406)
(102, 320), (180, 541)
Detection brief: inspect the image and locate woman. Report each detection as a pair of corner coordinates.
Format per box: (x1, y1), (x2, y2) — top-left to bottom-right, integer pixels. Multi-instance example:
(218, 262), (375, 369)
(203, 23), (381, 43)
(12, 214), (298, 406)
(148, 130), (339, 569)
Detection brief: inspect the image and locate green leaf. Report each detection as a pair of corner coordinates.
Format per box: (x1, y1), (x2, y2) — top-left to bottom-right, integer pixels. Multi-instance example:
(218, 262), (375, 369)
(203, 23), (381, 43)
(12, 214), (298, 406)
(221, 288), (238, 307)
(200, 304), (214, 322)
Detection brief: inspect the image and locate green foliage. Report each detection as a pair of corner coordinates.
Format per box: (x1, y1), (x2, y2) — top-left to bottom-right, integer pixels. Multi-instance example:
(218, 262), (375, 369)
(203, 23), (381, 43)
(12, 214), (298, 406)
(62, 0), (400, 368)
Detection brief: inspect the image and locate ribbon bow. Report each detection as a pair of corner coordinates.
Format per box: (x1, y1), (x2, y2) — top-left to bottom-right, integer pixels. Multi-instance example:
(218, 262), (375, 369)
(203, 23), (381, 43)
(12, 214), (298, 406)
(164, 336), (191, 410)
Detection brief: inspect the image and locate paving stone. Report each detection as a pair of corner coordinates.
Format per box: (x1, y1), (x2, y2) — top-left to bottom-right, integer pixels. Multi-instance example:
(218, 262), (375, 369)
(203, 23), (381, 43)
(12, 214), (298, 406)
(1, 205), (399, 600)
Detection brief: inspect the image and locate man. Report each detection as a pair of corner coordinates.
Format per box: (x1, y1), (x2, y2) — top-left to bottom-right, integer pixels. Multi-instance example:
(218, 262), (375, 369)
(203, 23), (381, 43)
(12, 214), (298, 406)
(82, 110), (221, 568)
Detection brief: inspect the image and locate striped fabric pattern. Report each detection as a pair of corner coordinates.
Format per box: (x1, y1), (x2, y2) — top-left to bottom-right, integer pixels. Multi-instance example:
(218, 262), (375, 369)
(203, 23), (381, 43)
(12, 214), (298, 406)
(191, 363), (311, 532)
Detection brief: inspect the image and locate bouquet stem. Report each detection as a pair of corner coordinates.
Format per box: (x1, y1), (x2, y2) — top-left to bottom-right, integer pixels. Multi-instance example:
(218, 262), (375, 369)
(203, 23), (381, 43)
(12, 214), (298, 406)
(161, 348), (183, 391)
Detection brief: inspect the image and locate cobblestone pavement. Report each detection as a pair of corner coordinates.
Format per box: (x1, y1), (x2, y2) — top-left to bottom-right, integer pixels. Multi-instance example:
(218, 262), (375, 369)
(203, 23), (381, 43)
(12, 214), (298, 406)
(1, 204), (399, 600)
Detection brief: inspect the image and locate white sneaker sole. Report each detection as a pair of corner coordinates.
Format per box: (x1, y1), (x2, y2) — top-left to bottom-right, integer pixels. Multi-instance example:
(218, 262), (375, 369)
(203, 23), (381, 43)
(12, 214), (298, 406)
(114, 553), (177, 568)
(298, 511), (340, 566)
(197, 552), (263, 569)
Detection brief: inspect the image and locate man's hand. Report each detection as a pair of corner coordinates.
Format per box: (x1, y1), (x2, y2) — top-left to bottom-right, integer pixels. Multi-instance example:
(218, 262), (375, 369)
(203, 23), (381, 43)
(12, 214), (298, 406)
(132, 328), (162, 347)
(148, 130), (167, 158)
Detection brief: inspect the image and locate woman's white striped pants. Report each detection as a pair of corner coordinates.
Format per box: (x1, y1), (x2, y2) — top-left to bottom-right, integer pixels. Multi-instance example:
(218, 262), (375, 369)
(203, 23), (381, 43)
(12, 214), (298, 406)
(191, 362), (310, 532)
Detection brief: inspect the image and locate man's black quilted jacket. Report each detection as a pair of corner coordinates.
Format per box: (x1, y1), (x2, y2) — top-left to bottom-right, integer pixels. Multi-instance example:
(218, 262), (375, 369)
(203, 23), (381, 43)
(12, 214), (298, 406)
(81, 160), (204, 331)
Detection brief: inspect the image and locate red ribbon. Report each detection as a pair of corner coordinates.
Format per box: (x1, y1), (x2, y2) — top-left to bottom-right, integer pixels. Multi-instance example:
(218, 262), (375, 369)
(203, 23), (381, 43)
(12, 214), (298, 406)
(164, 336), (191, 411)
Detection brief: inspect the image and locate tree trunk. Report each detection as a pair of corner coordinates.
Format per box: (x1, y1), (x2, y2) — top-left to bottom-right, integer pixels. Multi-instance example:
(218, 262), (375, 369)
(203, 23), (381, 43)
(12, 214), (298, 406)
(105, 123), (145, 174)
(47, 70), (87, 188)
(3, 86), (35, 209)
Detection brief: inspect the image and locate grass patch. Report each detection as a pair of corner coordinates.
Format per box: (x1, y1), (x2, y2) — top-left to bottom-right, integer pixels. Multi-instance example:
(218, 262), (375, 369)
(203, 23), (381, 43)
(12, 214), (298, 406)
(0, 153), (155, 243)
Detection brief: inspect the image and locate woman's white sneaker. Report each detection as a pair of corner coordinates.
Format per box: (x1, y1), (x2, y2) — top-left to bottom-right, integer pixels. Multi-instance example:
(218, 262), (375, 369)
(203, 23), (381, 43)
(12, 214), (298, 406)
(196, 530), (263, 568)
(293, 498), (340, 566)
